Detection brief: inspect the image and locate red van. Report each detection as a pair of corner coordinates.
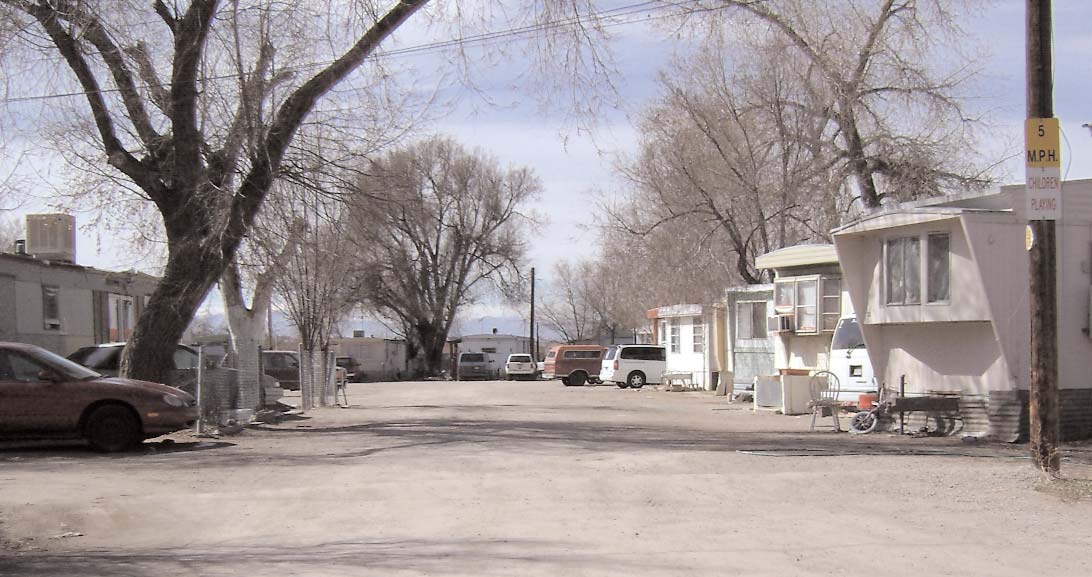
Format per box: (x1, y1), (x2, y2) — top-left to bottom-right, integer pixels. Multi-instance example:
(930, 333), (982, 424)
(542, 345), (607, 387)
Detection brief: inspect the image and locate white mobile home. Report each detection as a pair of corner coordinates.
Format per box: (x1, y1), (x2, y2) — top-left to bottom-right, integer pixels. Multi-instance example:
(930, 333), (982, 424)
(832, 180), (1092, 440)
(649, 304), (716, 390)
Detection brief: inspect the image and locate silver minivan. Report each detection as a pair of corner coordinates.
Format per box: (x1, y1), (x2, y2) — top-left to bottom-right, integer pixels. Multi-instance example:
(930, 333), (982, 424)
(600, 345), (667, 389)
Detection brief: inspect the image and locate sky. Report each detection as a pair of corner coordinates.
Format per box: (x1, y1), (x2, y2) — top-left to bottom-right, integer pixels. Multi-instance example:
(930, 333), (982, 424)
(3, 0), (1092, 334)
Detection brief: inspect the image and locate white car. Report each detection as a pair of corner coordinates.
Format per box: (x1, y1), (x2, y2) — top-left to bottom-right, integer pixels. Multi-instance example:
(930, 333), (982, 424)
(504, 354), (538, 380)
(600, 345), (667, 389)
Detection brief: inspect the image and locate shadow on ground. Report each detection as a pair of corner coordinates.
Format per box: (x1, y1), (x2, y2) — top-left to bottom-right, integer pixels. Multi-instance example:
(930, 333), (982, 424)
(230, 415), (1092, 466)
(0, 537), (673, 577)
(0, 440), (234, 464)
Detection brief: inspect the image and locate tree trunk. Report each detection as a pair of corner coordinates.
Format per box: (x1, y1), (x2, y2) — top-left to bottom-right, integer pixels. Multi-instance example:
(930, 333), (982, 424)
(411, 321), (449, 377)
(225, 304), (267, 358)
(224, 302), (267, 411)
(122, 241), (224, 384)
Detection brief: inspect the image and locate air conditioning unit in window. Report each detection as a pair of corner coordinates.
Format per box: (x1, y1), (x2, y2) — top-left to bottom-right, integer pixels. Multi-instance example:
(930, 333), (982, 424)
(767, 315), (794, 334)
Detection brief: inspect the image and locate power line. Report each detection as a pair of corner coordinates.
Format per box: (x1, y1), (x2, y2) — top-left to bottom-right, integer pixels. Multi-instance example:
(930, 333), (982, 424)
(0, 0), (716, 106)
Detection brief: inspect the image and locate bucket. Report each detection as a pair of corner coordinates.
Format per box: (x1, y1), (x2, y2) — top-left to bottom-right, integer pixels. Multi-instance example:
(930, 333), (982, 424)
(858, 393), (878, 410)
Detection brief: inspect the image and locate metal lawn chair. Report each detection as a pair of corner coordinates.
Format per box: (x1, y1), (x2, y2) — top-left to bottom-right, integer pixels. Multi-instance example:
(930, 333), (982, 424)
(808, 370), (842, 432)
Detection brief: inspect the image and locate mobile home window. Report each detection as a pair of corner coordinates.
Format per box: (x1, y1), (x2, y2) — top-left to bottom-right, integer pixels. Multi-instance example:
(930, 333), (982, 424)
(692, 317), (704, 353)
(774, 282), (794, 312)
(736, 301), (768, 340)
(108, 294), (135, 341)
(669, 323), (680, 353)
(773, 276), (839, 334)
(795, 279), (818, 333)
(885, 237), (921, 305)
(927, 233), (950, 303)
(821, 278), (841, 331)
(42, 285), (61, 330)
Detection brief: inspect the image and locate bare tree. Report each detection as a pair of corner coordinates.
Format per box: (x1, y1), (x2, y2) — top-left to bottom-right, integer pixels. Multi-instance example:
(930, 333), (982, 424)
(540, 259), (642, 344)
(276, 202), (356, 353)
(686, 0), (993, 209)
(348, 136), (539, 375)
(0, 1), (613, 384)
(539, 261), (597, 343)
(0, 214), (21, 252)
(594, 223), (736, 318)
(610, 41), (832, 285)
(603, 0), (995, 296)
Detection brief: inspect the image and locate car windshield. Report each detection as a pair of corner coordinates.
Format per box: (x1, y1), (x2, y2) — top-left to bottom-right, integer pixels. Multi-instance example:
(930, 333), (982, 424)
(68, 346), (120, 371)
(508, 355), (532, 362)
(31, 347), (102, 380)
(461, 353), (485, 363)
(831, 317), (865, 350)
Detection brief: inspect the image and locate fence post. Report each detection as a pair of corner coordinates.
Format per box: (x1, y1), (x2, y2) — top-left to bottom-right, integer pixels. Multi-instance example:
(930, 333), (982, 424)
(196, 345), (205, 434)
(299, 343), (313, 411)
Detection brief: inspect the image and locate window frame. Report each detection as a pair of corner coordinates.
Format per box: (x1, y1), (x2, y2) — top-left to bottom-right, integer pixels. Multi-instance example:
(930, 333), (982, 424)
(926, 232), (951, 304)
(42, 285), (61, 330)
(883, 231), (952, 307)
(773, 275), (840, 335)
(735, 300), (769, 341)
(669, 322), (680, 353)
(692, 316), (704, 353)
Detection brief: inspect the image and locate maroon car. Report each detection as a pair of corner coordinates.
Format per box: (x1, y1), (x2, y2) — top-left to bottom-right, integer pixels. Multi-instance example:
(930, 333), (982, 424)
(0, 342), (198, 452)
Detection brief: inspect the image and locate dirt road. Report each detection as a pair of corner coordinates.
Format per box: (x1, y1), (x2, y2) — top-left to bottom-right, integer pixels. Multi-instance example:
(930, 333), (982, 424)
(2, 380), (1091, 576)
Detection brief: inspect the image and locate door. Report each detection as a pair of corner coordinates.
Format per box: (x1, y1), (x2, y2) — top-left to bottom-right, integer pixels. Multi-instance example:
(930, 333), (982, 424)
(0, 350), (73, 433)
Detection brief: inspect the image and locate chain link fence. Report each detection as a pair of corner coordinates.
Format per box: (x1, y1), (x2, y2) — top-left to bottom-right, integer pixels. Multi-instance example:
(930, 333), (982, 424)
(193, 343), (264, 433)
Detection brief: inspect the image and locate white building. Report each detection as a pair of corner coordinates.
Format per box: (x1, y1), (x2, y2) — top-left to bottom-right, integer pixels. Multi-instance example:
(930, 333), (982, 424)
(649, 304), (716, 390)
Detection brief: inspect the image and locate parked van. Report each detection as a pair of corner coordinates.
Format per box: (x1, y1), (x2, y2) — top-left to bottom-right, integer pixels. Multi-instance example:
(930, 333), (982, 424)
(456, 352), (490, 381)
(600, 344), (667, 389)
(542, 345), (606, 387)
(828, 315), (876, 404)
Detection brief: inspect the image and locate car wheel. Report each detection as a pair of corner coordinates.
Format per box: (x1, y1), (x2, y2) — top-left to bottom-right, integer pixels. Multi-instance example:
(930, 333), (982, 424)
(570, 372), (587, 387)
(627, 371), (646, 389)
(561, 377), (572, 386)
(85, 404), (141, 453)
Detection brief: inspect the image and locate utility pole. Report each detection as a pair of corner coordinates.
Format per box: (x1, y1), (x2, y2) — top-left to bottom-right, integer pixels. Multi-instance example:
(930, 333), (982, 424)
(529, 267), (536, 359)
(1027, 0), (1060, 475)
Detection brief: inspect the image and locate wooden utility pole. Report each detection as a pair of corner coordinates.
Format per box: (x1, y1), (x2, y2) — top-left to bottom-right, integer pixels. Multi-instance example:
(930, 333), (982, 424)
(1027, 0), (1060, 474)
(529, 267), (536, 358)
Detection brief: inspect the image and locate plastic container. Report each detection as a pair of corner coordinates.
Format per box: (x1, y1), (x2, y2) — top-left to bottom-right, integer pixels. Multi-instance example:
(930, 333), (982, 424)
(858, 393), (878, 410)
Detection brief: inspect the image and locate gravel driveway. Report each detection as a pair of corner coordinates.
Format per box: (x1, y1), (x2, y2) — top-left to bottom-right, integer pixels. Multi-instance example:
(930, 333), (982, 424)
(2, 379), (1091, 576)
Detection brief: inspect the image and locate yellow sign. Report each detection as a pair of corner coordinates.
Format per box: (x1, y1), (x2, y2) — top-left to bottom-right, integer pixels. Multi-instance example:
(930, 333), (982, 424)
(1026, 118), (1061, 168)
